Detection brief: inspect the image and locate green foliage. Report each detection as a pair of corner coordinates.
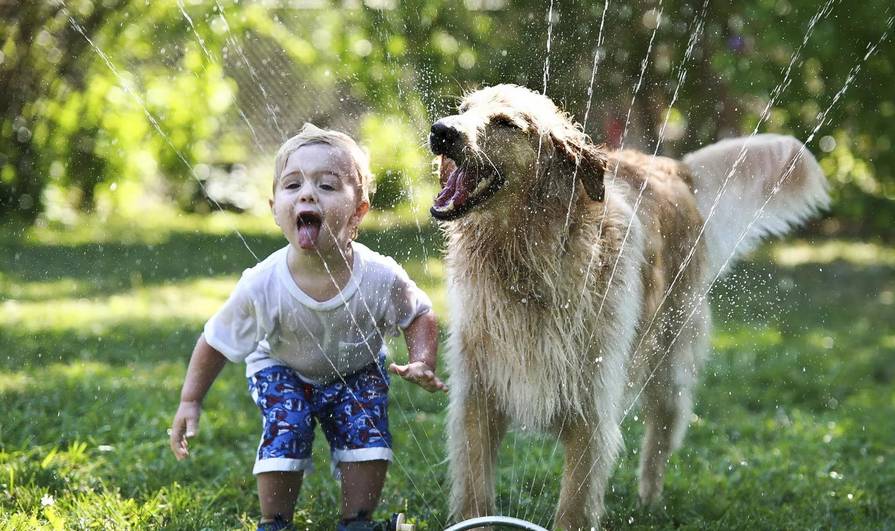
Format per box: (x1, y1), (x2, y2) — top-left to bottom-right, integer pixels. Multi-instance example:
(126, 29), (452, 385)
(361, 114), (434, 210)
(1, 214), (894, 529)
(3, 1), (893, 233)
(1, 0), (250, 220)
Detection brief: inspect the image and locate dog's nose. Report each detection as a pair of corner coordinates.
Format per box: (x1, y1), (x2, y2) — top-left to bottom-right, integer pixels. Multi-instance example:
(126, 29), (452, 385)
(429, 121), (462, 158)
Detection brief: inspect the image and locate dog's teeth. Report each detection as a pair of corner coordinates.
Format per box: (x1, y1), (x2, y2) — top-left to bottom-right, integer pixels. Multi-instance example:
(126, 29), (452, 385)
(435, 200), (455, 212)
(472, 176), (492, 195)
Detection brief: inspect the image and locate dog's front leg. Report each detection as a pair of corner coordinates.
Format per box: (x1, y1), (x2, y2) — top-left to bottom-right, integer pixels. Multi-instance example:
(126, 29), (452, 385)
(446, 384), (508, 524)
(555, 417), (623, 531)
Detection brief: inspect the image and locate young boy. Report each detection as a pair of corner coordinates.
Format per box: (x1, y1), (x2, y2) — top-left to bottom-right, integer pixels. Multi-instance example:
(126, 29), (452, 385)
(169, 124), (446, 531)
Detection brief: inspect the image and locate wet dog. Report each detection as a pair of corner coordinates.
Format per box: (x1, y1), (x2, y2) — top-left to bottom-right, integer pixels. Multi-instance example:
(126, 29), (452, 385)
(429, 84), (829, 529)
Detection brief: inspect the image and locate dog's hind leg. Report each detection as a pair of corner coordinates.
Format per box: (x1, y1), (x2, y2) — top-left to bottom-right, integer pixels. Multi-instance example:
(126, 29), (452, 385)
(637, 305), (710, 504)
(555, 416), (623, 531)
(447, 385), (508, 524)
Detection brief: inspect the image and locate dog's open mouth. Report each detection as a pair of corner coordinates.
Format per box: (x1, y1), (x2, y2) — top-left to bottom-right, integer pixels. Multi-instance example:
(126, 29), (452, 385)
(431, 155), (505, 221)
(296, 212), (322, 249)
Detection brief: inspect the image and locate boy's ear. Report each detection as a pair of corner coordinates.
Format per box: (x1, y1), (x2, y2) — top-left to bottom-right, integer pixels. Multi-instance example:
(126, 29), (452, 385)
(269, 197), (280, 226)
(355, 200), (370, 220)
(349, 200), (370, 240)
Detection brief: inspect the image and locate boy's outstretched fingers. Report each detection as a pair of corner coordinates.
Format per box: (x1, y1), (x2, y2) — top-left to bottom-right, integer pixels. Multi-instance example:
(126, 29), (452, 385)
(389, 362), (448, 393)
(170, 402), (201, 460)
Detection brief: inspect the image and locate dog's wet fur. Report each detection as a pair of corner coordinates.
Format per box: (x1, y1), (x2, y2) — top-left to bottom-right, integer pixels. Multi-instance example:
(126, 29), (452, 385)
(430, 84), (830, 529)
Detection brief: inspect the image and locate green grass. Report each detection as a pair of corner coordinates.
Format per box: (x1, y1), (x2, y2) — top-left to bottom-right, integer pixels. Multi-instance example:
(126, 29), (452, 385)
(1, 210), (894, 530)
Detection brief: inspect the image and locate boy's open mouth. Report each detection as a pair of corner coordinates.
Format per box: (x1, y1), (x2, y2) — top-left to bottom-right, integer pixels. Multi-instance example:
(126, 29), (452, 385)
(296, 212), (322, 249)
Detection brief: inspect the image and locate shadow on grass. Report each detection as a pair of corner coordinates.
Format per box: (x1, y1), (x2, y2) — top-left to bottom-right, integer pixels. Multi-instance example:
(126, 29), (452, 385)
(1, 224), (441, 301)
(0, 321), (199, 370)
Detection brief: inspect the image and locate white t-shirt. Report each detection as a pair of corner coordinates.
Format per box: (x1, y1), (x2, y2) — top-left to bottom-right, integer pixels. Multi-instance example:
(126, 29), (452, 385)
(204, 242), (432, 382)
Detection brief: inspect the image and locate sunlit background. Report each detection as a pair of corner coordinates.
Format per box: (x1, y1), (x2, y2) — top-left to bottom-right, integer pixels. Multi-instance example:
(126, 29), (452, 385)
(2, 1), (894, 530)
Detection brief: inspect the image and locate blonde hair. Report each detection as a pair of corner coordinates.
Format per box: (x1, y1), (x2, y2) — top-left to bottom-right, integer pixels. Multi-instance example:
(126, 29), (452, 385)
(273, 123), (376, 204)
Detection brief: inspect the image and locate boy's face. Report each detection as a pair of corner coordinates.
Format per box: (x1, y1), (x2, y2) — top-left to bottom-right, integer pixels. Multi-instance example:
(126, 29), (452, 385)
(270, 143), (369, 256)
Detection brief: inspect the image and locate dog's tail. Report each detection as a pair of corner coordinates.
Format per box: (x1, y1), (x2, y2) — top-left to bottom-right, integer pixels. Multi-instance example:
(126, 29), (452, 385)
(683, 133), (831, 279)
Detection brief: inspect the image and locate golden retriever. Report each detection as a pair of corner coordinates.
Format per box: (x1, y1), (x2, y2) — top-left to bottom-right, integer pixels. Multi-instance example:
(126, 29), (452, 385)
(428, 84), (830, 530)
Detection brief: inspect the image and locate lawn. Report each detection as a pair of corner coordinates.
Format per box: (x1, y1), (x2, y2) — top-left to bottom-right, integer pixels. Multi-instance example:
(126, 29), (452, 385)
(1, 210), (894, 530)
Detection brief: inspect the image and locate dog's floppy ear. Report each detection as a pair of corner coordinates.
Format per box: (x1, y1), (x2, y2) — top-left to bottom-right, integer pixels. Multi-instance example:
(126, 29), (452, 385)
(577, 144), (607, 202)
(551, 132), (607, 202)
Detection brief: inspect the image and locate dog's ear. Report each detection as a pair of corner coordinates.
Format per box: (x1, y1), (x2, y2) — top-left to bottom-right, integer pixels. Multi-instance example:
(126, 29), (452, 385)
(577, 144), (607, 202)
(551, 132), (607, 202)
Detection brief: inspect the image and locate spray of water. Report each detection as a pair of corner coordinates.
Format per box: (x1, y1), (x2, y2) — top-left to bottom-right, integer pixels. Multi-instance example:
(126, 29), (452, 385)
(66, 15), (261, 263)
(524, 0), (613, 522)
(515, 0), (562, 488)
(310, 223), (448, 527)
(176, 0), (217, 66)
(213, 0), (264, 146)
(65, 0), (893, 526)
(554, 8), (892, 525)
(506, 0), (858, 524)
(621, 0), (841, 368)
(68, 4), (455, 524)
(542, 0), (555, 95)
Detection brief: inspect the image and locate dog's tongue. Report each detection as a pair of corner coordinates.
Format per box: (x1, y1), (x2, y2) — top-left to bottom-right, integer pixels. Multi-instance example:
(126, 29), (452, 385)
(298, 220), (321, 249)
(433, 165), (476, 212)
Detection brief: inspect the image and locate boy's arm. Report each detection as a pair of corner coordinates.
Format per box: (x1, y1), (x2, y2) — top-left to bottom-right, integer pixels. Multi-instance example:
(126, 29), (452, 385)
(389, 309), (447, 393)
(170, 334), (229, 460)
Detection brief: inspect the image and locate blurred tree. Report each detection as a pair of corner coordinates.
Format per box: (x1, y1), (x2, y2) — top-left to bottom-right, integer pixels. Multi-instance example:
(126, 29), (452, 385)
(1, 0), (892, 236)
(1, 0), (108, 221)
(327, 0), (895, 236)
(1, 0), (244, 220)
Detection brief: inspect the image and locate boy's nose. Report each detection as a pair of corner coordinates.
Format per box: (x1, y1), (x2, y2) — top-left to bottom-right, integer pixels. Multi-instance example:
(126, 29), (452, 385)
(298, 184), (316, 202)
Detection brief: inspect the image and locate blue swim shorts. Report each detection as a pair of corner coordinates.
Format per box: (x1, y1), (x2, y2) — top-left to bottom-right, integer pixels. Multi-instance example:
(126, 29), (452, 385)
(248, 359), (393, 478)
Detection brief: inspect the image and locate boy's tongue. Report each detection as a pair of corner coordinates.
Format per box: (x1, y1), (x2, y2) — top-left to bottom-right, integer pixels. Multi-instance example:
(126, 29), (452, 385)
(297, 217), (321, 249)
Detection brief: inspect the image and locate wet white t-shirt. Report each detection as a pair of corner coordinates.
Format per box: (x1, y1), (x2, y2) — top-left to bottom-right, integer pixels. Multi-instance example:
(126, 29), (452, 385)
(204, 242), (432, 382)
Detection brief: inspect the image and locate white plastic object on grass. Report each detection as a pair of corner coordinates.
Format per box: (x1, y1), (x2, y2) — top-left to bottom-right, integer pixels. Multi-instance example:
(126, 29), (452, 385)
(442, 516), (550, 531)
(390, 513), (415, 531)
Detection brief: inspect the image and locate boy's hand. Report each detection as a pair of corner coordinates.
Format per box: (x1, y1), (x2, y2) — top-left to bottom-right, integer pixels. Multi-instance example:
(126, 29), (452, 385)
(389, 361), (448, 393)
(170, 401), (202, 460)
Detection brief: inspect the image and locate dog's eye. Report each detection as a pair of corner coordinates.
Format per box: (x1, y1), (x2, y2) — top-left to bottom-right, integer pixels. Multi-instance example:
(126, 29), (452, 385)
(492, 115), (520, 130)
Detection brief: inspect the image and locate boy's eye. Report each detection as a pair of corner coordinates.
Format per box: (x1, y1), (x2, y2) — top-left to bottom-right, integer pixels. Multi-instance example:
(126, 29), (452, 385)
(319, 184), (336, 191)
(284, 181), (301, 190)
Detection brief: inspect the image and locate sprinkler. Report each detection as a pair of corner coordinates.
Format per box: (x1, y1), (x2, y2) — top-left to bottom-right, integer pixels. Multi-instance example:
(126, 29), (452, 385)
(442, 516), (550, 531)
(389, 513), (415, 531)
(387, 513), (549, 531)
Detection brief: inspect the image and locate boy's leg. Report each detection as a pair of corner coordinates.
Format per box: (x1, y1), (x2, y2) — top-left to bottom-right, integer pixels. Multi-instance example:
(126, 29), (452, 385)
(315, 357), (394, 524)
(258, 471), (304, 524)
(340, 460), (389, 520)
(249, 365), (316, 527)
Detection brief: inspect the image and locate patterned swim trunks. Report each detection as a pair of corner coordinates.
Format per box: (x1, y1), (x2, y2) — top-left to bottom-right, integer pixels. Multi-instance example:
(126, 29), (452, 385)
(248, 358), (393, 478)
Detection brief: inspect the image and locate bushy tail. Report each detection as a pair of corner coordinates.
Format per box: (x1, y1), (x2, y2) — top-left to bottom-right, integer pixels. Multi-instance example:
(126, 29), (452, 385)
(683, 134), (831, 279)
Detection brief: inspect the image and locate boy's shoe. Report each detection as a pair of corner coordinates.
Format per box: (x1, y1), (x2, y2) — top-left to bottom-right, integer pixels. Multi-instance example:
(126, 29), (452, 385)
(257, 514), (295, 531)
